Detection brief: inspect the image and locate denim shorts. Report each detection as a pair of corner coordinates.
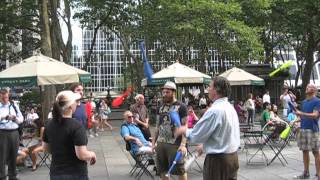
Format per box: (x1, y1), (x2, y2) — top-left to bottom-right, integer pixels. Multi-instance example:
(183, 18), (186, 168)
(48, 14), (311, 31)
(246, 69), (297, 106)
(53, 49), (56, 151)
(50, 174), (89, 180)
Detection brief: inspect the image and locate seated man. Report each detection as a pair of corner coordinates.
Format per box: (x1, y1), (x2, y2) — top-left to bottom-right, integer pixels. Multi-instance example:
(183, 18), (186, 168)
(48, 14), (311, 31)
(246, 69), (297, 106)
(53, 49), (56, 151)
(121, 111), (152, 154)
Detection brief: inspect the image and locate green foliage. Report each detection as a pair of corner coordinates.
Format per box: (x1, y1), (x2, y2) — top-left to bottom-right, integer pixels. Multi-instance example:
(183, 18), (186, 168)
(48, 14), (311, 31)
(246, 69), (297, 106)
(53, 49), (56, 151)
(19, 90), (41, 110)
(140, 0), (264, 65)
(271, 0), (320, 97)
(0, 0), (39, 63)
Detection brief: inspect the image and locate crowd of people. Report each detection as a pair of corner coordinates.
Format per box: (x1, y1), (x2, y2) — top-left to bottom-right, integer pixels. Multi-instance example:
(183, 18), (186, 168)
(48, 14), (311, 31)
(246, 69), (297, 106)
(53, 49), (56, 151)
(2, 78), (320, 180)
(0, 83), (117, 180)
(231, 87), (299, 126)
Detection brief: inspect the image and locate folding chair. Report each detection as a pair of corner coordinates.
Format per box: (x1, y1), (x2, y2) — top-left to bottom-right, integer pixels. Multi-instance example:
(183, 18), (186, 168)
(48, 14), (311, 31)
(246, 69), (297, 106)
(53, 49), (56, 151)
(123, 139), (154, 180)
(243, 129), (269, 165)
(266, 121), (292, 166)
(186, 143), (202, 173)
(38, 151), (51, 169)
(244, 120), (290, 166)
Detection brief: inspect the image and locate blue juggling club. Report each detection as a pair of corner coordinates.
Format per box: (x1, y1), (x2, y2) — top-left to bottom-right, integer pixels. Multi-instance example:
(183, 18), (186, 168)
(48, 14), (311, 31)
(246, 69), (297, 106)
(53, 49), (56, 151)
(165, 151), (183, 177)
(138, 41), (153, 81)
(169, 111), (181, 127)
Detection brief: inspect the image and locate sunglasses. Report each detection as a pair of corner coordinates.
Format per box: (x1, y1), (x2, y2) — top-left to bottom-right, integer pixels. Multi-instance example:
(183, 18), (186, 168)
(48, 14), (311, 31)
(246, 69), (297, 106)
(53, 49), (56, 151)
(127, 115), (134, 118)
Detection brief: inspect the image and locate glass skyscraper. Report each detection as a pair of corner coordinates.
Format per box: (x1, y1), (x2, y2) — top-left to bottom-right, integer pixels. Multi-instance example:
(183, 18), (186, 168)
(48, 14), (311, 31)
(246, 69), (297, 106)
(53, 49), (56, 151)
(71, 25), (240, 93)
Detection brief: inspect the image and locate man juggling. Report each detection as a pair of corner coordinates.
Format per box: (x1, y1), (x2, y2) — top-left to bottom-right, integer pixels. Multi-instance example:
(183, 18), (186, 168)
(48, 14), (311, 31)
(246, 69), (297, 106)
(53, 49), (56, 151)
(176, 76), (240, 180)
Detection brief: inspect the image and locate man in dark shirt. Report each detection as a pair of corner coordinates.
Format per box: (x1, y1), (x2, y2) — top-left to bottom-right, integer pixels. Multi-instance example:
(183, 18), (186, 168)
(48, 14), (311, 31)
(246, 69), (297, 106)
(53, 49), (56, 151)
(152, 81), (188, 180)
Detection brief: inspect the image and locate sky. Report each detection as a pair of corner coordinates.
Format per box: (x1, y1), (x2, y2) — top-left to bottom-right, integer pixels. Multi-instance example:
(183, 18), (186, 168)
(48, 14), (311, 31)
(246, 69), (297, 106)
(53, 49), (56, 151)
(61, 8), (83, 55)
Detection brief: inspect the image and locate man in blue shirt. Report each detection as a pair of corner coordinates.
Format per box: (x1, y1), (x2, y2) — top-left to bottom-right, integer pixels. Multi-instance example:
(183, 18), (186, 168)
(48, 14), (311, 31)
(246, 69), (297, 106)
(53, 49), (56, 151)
(70, 83), (88, 129)
(0, 89), (24, 180)
(120, 111), (152, 154)
(295, 84), (320, 179)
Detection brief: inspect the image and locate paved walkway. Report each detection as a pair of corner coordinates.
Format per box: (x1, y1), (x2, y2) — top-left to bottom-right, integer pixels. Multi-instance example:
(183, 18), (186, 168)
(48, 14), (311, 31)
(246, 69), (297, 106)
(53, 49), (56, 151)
(17, 120), (317, 180)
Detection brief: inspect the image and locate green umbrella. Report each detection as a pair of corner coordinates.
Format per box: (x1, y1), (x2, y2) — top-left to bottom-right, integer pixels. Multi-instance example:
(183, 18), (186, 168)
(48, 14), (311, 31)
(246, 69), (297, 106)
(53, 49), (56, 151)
(219, 67), (265, 86)
(0, 54), (91, 87)
(141, 62), (211, 86)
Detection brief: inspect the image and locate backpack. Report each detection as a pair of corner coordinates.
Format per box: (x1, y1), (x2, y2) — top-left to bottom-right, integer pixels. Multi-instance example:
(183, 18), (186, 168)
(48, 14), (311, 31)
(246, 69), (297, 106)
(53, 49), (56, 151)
(9, 100), (18, 114)
(9, 101), (23, 137)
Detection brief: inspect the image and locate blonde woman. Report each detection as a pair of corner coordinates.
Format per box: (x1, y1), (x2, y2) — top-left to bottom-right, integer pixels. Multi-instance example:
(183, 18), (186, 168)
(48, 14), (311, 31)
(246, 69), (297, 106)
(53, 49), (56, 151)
(42, 91), (96, 180)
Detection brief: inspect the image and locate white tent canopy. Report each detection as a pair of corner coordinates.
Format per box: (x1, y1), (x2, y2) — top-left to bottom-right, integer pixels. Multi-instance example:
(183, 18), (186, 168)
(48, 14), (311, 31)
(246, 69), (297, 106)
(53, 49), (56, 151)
(141, 62), (211, 86)
(219, 67), (265, 86)
(0, 54), (91, 87)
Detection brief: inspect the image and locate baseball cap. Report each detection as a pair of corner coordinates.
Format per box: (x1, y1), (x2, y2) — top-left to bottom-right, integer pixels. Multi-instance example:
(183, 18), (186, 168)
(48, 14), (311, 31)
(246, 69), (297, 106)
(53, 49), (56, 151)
(162, 81), (177, 90)
(56, 90), (81, 110)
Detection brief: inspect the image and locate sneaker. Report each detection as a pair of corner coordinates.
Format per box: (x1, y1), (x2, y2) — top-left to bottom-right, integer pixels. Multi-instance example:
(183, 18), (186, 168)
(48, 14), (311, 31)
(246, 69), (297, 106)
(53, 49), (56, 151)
(89, 134), (94, 138)
(100, 128), (105, 132)
(95, 133), (99, 137)
(294, 172), (310, 179)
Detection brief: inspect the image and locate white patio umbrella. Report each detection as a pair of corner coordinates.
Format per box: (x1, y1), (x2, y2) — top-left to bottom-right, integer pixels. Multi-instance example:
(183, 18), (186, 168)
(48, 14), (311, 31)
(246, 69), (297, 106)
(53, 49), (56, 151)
(141, 62), (211, 86)
(219, 67), (265, 86)
(0, 54), (91, 87)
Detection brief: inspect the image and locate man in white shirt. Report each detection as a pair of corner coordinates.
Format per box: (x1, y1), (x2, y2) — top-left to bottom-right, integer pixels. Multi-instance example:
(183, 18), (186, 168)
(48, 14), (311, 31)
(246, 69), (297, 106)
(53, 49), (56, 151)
(263, 90), (271, 104)
(176, 76), (240, 180)
(280, 87), (296, 117)
(0, 89), (24, 180)
(199, 96), (207, 109)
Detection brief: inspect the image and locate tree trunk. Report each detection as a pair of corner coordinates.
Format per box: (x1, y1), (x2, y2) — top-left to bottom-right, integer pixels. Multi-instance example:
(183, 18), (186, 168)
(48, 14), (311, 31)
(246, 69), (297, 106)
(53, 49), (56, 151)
(301, 33), (315, 100)
(21, 0), (35, 59)
(109, 27), (143, 92)
(49, 0), (63, 60)
(62, 0), (72, 63)
(39, 0), (52, 57)
(39, 0), (56, 123)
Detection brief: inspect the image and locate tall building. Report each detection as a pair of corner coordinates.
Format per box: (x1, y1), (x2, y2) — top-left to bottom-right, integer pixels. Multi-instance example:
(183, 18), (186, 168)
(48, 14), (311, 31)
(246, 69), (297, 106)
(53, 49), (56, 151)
(71, 26), (240, 93)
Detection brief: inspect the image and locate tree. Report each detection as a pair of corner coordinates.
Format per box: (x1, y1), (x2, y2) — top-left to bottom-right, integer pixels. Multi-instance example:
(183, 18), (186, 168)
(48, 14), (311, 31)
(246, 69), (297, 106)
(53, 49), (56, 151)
(237, 0), (277, 64)
(139, 0), (264, 73)
(73, 0), (145, 91)
(38, 0), (73, 120)
(271, 0), (320, 98)
(0, 0), (40, 64)
(74, 0), (264, 93)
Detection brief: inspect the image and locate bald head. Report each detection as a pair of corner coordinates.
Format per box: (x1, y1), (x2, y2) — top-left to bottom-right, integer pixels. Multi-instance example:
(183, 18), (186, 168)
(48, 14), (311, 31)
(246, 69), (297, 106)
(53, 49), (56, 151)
(135, 94), (145, 105)
(306, 83), (317, 96)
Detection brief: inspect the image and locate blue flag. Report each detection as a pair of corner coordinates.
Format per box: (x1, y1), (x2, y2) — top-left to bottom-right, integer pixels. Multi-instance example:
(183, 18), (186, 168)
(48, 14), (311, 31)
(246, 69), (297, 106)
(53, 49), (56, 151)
(139, 41), (153, 81)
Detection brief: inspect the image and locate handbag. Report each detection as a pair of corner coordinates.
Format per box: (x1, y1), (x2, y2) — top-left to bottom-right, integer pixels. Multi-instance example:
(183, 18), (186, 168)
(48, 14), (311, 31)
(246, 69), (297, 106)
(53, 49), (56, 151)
(103, 107), (111, 115)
